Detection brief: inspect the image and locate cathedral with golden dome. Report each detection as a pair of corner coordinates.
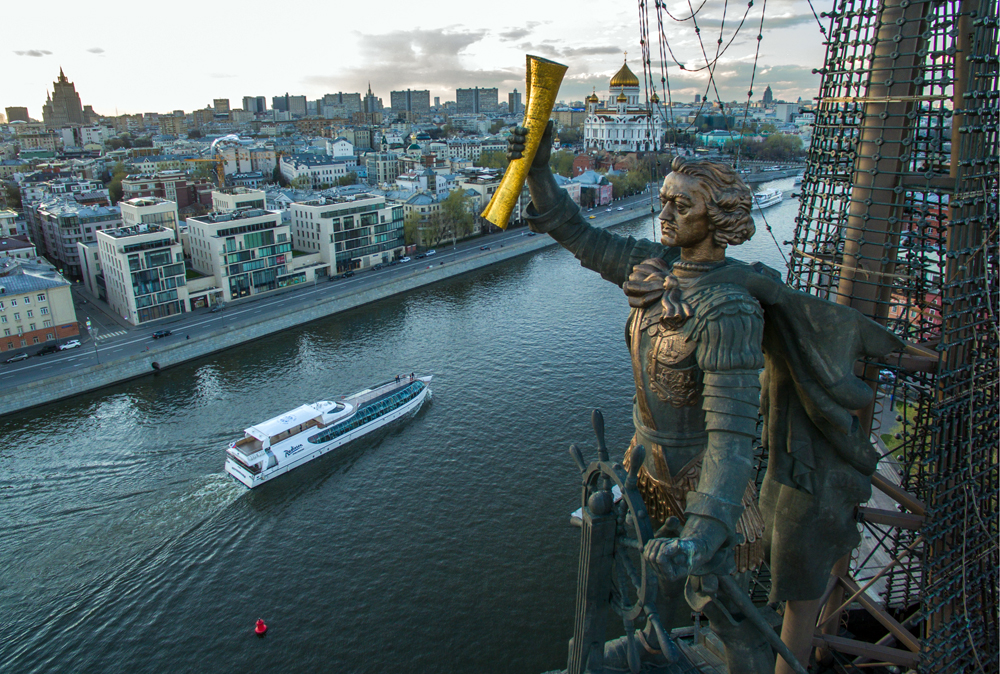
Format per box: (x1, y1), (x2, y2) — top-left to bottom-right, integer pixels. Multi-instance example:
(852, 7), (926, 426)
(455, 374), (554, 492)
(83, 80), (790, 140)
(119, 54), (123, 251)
(583, 57), (666, 153)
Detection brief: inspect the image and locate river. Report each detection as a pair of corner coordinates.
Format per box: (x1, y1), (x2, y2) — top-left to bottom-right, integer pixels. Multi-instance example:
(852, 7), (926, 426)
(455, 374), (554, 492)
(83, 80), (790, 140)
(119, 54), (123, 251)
(0, 178), (798, 674)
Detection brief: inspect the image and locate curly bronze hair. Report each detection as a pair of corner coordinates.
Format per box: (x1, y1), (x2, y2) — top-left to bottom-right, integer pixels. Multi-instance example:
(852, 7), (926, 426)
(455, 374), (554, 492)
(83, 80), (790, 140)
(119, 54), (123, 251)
(669, 156), (755, 246)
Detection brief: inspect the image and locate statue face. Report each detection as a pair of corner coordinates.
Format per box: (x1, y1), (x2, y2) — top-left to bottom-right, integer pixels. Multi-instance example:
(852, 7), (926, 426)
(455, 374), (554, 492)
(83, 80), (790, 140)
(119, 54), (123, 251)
(658, 172), (712, 249)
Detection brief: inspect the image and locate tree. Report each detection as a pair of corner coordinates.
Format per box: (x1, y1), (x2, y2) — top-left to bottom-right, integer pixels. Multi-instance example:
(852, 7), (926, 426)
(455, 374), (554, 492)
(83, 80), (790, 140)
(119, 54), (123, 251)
(187, 129), (203, 139)
(557, 127), (582, 145)
(549, 150), (575, 177)
(132, 136), (154, 148)
(291, 175), (312, 189)
(273, 166), (289, 187)
(439, 189), (475, 244)
(107, 161), (131, 204)
(2, 183), (22, 211)
(477, 151), (508, 170)
(337, 172), (357, 186)
(403, 211), (423, 246)
(489, 119), (506, 135)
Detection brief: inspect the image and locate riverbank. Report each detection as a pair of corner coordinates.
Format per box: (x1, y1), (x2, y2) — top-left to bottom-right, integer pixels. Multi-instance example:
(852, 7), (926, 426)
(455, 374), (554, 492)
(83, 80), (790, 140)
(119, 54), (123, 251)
(1, 205), (655, 417)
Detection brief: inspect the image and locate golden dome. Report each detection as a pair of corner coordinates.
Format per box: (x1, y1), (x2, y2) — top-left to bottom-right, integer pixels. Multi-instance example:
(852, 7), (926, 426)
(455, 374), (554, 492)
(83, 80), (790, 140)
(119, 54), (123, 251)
(650, 92), (660, 103)
(617, 92), (628, 103)
(610, 59), (640, 88)
(587, 89), (600, 103)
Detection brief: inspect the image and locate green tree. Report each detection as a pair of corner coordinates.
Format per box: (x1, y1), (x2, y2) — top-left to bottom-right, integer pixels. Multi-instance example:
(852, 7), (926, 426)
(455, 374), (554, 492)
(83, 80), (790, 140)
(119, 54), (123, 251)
(403, 211), (423, 246)
(337, 172), (357, 186)
(107, 161), (131, 204)
(549, 149), (575, 177)
(478, 151), (508, 170)
(489, 119), (506, 135)
(2, 183), (22, 210)
(557, 127), (582, 145)
(438, 189), (475, 244)
(291, 175), (312, 189)
(273, 166), (289, 187)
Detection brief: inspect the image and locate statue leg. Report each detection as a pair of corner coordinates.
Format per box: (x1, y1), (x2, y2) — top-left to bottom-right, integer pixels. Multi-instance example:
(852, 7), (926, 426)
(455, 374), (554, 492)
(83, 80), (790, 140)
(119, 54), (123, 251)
(775, 598), (822, 674)
(686, 575), (776, 674)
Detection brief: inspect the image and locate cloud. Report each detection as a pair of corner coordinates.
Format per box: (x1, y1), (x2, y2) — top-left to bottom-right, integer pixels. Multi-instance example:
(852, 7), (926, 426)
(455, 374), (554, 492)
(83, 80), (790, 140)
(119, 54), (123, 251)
(518, 42), (623, 58)
(87, 47), (105, 54)
(13, 49), (51, 57)
(696, 13), (816, 31)
(497, 22), (544, 41)
(304, 28), (524, 94)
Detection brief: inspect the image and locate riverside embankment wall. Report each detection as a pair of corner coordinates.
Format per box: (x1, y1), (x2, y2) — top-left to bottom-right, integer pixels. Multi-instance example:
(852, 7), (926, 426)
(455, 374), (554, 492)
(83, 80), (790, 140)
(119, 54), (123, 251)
(1, 210), (653, 417)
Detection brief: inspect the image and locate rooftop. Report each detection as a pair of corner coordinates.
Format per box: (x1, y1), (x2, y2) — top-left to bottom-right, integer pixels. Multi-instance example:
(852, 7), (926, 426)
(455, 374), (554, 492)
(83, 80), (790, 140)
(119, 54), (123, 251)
(102, 223), (170, 239)
(188, 208), (279, 225)
(0, 266), (69, 293)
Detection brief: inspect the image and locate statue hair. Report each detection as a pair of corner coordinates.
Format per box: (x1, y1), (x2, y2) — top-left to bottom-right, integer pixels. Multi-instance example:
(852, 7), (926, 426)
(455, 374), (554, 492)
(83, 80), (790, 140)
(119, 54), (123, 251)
(669, 156), (755, 246)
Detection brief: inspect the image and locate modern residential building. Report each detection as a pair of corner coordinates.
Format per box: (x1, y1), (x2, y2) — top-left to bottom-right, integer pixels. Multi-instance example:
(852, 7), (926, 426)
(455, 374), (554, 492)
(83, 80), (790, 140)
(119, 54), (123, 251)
(321, 92), (362, 118)
(5, 107), (30, 123)
(243, 96), (267, 114)
(508, 89), (523, 116)
(32, 198), (121, 277)
(187, 207), (296, 300)
(42, 69), (85, 129)
(456, 87), (498, 114)
(279, 154), (355, 188)
(390, 90), (431, 120)
(364, 151), (402, 187)
(0, 261), (78, 352)
(289, 194), (404, 273)
(583, 58), (667, 153)
(121, 171), (213, 210)
(120, 197), (180, 240)
(94, 224), (188, 325)
(212, 188), (266, 213)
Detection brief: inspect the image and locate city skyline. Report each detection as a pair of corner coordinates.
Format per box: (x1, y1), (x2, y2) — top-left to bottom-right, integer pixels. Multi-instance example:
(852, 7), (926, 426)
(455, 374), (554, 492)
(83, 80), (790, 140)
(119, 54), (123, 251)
(4, 0), (827, 117)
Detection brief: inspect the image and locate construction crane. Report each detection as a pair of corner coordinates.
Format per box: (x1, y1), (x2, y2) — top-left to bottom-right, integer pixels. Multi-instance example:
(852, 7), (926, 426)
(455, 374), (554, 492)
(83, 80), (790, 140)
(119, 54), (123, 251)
(184, 134), (243, 188)
(184, 156), (225, 187)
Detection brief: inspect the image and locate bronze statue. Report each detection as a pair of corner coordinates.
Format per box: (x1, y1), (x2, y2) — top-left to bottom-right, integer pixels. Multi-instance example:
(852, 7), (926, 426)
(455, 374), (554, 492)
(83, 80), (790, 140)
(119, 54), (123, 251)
(510, 122), (902, 673)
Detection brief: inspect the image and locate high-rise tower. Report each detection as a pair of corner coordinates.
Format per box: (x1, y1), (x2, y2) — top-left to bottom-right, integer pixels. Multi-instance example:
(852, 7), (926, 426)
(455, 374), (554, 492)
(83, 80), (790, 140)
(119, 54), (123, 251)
(42, 68), (85, 128)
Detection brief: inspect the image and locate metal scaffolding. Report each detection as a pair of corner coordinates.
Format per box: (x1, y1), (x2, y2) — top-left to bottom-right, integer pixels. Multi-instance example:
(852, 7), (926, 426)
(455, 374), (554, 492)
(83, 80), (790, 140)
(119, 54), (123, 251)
(789, 0), (998, 670)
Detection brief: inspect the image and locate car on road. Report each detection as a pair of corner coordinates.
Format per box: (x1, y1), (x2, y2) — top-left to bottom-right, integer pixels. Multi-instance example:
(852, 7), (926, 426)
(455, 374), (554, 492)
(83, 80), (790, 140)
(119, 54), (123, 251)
(606, 208), (612, 212)
(425, 249), (436, 256)
(152, 329), (172, 339)
(400, 257), (411, 263)
(372, 263), (384, 271)
(617, 207), (624, 211)
(480, 245), (491, 250)
(59, 339), (82, 350)
(526, 231), (536, 237)
(210, 303), (226, 312)
(344, 270), (355, 277)
(36, 345), (59, 356)
(389, 259), (399, 266)
(4, 352), (28, 364)
(416, 253), (427, 259)
(589, 215), (597, 219)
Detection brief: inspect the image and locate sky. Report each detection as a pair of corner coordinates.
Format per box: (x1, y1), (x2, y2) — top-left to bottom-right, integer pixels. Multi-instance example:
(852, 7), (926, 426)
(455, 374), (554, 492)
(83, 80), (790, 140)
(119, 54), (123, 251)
(3, 0), (830, 119)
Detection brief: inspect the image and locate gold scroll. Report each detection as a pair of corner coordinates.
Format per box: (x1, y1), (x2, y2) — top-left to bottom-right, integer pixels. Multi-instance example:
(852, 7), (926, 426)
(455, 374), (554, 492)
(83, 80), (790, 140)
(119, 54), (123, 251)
(481, 55), (568, 229)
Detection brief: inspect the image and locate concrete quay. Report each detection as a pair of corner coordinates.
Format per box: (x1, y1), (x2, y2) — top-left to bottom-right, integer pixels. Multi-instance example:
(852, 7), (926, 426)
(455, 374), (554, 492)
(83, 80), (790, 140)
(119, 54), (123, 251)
(1, 205), (657, 417)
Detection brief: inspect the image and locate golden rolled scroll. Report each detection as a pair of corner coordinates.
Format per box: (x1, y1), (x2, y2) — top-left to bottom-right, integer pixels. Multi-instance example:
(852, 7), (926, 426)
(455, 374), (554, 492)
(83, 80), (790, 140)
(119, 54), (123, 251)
(481, 55), (568, 229)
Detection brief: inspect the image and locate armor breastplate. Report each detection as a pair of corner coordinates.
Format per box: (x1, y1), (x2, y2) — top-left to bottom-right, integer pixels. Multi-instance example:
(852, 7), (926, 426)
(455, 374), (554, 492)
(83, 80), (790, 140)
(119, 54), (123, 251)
(645, 321), (701, 408)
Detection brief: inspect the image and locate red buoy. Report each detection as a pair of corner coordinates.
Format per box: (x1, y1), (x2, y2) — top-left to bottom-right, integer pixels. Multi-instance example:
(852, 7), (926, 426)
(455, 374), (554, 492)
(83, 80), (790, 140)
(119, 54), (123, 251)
(255, 619), (267, 637)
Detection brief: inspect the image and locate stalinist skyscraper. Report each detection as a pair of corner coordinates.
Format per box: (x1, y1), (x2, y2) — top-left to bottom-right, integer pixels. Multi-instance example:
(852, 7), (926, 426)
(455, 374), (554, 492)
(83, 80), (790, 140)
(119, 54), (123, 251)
(42, 68), (85, 128)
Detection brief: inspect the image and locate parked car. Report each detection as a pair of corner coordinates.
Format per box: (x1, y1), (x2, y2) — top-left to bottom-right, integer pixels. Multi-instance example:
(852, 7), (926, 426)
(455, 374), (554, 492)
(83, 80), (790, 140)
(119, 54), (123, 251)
(210, 303), (226, 312)
(425, 249), (436, 256)
(389, 259), (399, 266)
(58, 339), (82, 350)
(416, 253), (427, 259)
(4, 352), (28, 364)
(36, 345), (59, 356)
(344, 270), (355, 278)
(152, 329), (172, 339)
(400, 257), (411, 263)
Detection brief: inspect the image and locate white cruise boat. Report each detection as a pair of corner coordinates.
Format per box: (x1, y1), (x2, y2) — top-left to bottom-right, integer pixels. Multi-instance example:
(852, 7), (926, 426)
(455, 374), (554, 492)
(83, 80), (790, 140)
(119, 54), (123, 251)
(753, 188), (783, 210)
(225, 375), (432, 488)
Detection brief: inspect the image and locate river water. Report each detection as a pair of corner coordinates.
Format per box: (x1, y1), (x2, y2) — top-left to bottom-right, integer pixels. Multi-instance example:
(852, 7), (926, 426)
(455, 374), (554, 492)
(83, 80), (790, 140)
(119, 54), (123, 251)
(0, 179), (798, 674)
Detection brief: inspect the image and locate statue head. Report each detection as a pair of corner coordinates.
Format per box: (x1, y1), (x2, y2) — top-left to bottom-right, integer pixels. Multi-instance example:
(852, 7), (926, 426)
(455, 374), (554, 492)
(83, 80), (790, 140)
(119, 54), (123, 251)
(661, 157), (755, 249)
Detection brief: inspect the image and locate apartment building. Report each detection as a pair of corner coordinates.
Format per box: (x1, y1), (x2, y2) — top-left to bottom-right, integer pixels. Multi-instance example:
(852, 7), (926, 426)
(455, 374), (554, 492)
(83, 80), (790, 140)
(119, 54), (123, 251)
(212, 188), (266, 213)
(120, 197), (180, 240)
(32, 198), (121, 277)
(187, 208), (295, 301)
(95, 224), (188, 325)
(0, 263), (78, 352)
(289, 194), (404, 273)
(279, 154), (355, 188)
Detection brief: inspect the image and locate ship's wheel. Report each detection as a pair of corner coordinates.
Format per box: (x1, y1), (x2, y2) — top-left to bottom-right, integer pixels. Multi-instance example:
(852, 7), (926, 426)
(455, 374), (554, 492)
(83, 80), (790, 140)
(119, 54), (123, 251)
(571, 410), (676, 671)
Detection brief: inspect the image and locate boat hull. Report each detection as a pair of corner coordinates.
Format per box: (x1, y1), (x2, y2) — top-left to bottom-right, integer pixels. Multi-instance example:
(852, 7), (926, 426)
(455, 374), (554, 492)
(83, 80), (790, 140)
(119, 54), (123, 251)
(225, 383), (430, 488)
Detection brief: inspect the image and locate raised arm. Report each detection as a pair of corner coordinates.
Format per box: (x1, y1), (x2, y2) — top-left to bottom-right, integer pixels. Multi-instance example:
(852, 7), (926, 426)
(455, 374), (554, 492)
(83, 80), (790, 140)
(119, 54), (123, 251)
(508, 122), (676, 286)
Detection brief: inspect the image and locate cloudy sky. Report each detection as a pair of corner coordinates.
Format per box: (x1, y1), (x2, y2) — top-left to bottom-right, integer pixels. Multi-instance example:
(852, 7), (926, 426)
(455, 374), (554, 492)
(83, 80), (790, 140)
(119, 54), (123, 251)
(3, 0), (829, 118)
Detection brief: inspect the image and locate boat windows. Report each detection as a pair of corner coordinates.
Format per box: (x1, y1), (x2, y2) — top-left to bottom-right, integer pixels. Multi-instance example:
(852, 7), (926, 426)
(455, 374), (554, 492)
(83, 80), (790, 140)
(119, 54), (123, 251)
(308, 382), (424, 445)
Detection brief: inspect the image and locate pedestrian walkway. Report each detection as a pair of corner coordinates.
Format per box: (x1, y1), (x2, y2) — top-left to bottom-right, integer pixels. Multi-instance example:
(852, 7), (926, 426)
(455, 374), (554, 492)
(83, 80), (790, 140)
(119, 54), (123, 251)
(95, 330), (128, 341)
